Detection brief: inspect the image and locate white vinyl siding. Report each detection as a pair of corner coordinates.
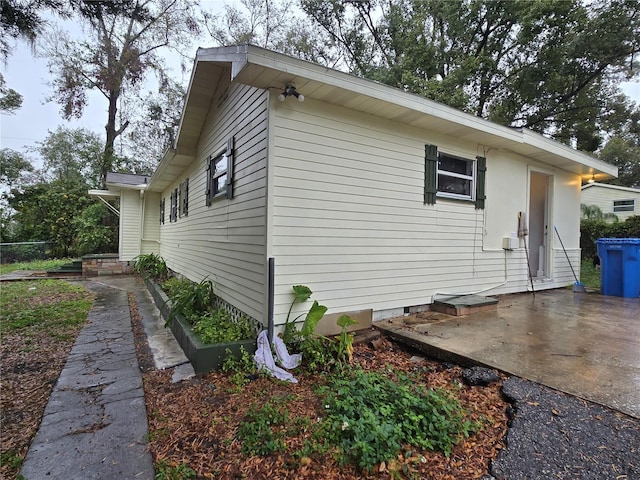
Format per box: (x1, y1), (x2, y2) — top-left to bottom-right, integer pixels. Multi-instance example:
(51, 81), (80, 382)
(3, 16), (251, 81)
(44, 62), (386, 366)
(119, 189), (142, 261)
(159, 80), (268, 323)
(141, 191), (161, 255)
(582, 184), (640, 220)
(269, 97), (580, 323)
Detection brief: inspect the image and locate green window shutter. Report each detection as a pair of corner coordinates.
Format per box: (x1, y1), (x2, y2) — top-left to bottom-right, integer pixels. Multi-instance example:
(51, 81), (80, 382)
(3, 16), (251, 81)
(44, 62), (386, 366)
(424, 144), (438, 205)
(205, 157), (212, 206)
(226, 136), (235, 200)
(183, 178), (189, 215)
(475, 156), (486, 210)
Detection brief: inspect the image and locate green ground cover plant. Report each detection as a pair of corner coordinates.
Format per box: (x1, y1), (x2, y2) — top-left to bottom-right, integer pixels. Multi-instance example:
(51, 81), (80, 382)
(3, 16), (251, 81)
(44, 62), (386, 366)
(160, 276), (257, 347)
(0, 279), (93, 479)
(580, 259), (601, 290)
(0, 258), (74, 275)
(315, 370), (477, 470)
(0, 279), (93, 335)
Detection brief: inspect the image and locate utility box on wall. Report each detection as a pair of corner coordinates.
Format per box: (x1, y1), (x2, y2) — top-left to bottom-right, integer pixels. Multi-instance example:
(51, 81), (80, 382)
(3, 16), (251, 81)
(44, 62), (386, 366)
(502, 236), (519, 250)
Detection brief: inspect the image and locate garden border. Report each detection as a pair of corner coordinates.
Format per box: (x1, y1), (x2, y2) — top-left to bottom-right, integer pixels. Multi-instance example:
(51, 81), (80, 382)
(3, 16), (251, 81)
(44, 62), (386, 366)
(145, 278), (257, 373)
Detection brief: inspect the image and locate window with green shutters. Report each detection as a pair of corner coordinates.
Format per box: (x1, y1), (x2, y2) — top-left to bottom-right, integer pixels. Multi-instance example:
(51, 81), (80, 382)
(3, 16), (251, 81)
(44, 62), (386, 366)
(206, 137), (235, 205)
(424, 144), (486, 209)
(179, 178), (189, 217)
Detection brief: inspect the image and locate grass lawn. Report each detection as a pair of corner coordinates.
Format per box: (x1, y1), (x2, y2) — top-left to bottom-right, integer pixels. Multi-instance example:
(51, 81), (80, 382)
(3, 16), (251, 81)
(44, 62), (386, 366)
(0, 258), (75, 276)
(580, 258), (601, 290)
(0, 279), (94, 479)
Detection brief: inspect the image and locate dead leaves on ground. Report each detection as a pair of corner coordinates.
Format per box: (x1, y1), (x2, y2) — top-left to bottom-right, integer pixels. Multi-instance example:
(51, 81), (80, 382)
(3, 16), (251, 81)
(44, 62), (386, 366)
(140, 339), (509, 480)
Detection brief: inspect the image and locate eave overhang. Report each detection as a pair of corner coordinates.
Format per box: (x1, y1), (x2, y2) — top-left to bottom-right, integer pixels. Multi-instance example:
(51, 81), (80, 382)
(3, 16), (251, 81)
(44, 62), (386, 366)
(148, 44), (617, 192)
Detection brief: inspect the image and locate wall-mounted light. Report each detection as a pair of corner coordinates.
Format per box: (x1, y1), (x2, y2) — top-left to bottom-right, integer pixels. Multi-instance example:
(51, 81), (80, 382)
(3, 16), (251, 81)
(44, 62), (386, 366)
(278, 85), (304, 102)
(588, 174), (596, 184)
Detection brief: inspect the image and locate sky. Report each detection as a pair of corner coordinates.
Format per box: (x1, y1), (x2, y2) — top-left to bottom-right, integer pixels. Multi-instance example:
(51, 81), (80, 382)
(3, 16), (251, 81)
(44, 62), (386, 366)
(0, 0), (226, 164)
(1, 2), (639, 168)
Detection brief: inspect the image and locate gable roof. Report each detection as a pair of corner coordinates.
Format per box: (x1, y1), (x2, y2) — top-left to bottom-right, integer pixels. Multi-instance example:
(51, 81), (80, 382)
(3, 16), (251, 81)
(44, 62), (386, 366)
(150, 44), (617, 192)
(581, 182), (640, 193)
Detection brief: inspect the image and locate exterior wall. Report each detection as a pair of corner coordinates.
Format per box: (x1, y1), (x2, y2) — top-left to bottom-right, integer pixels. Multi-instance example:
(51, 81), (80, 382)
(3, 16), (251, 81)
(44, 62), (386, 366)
(581, 184), (640, 220)
(268, 96), (582, 324)
(141, 191), (161, 255)
(159, 78), (269, 324)
(119, 189), (143, 261)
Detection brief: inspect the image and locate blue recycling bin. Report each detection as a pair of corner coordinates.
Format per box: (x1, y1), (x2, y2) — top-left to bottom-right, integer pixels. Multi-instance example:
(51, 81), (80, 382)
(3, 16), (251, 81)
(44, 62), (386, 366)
(596, 238), (640, 298)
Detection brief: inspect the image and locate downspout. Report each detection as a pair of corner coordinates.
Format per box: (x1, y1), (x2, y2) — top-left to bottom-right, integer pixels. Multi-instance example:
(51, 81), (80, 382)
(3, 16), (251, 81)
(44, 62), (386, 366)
(267, 257), (275, 343)
(139, 189), (145, 256)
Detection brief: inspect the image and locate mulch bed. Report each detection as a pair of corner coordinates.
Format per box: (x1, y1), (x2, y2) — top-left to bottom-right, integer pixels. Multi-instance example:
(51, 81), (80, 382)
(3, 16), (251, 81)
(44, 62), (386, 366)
(130, 289), (510, 480)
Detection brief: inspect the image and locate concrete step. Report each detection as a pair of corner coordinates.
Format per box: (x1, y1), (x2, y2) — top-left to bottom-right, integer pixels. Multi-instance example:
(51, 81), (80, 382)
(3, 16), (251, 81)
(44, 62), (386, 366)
(431, 294), (498, 316)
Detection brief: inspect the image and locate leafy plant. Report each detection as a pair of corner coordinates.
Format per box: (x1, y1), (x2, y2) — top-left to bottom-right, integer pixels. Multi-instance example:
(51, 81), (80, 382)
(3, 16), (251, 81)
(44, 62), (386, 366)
(192, 310), (256, 343)
(154, 460), (196, 480)
(237, 401), (289, 456)
(221, 346), (256, 374)
(221, 346), (257, 391)
(336, 314), (358, 363)
(132, 253), (168, 281)
(316, 369), (477, 471)
(165, 277), (215, 325)
(282, 285), (313, 344)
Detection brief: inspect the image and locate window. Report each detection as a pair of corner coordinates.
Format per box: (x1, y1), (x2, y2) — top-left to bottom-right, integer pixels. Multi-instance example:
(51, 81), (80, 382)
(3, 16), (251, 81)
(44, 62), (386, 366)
(170, 188), (178, 222)
(424, 144), (486, 209)
(613, 199), (635, 212)
(437, 153), (475, 199)
(179, 178), (189, 217)
(206, 137), (235, 205)
(160, 198), (165, 224)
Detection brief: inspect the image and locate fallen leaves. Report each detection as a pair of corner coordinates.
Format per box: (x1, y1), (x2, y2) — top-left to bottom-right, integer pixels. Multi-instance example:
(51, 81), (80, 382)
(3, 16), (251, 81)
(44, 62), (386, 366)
(138, 335), (510, 480)
(0, 280), (94, 480)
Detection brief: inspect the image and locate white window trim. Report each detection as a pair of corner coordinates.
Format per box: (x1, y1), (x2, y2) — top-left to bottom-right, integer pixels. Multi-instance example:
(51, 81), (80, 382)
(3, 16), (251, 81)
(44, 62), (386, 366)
(613, 199), (635, 212)
(436, 152), (476, 201)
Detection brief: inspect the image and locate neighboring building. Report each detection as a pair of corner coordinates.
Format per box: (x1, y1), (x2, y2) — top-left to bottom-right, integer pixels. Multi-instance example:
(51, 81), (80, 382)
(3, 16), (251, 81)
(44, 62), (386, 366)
(581, 182), (640, 221)
(94, 44), (617, 329)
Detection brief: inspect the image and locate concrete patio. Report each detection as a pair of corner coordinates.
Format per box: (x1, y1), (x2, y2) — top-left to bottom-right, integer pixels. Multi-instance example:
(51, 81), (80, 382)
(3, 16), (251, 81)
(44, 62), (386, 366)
(376, 289), (640, 418)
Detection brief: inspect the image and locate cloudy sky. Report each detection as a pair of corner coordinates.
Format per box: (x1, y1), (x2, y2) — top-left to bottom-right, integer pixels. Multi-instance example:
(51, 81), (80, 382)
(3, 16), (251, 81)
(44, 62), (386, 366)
(0, 1), (225, 163)
(1, 2), (639, 166)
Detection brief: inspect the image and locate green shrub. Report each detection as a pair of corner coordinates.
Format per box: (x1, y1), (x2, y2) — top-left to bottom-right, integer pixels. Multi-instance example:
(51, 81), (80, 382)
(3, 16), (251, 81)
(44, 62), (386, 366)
(316, 370), (477, 470)
(192, 310), (256, 344)
(164, 277), (214, 325)
(581, 215), (640, 260)
(132, 253), (168, 281)
(237, 401), (289, 456)
(154, 460), (196, 480)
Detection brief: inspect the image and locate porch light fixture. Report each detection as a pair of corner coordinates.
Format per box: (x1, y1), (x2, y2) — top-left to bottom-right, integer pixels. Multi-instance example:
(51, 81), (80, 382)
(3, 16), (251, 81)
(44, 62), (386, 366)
(588, 174), (596, 184)
(278, 85), (304, 102)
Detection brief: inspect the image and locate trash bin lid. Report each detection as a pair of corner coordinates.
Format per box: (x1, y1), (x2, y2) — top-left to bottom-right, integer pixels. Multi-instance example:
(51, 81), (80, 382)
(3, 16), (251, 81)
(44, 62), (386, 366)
(596, 238), (640, 245)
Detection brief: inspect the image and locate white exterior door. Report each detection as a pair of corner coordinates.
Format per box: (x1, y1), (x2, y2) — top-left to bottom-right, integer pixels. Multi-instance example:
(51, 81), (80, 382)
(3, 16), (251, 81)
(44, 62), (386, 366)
(529, 172), (552, 279)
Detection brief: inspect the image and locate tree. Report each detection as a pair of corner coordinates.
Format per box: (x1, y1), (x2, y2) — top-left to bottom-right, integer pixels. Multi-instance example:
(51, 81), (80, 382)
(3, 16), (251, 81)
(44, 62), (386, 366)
(299, 0), (640, 149)
(580, 204), (618, 222)
(125, 74), (185, 172)
(44, 0), (199, 188)
(35, 127), (103, 187)
(6, 179), (90, 256)
(0, 0), (68, 59)
(599, 137), (640, 188)
(204, 0), (340, 65)
(0, 148), (33, 188)
(0, 72), (22, 113)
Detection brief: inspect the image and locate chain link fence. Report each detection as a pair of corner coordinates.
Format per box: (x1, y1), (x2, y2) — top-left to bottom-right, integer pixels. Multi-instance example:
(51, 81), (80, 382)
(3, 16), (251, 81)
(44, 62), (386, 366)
(0, 242), (55, 264)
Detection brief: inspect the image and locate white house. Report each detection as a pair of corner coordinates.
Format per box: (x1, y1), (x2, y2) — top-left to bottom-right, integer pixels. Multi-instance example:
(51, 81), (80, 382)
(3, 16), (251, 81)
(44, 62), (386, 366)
(581, 182), (640, 221)
(96, 44), (617, 329)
